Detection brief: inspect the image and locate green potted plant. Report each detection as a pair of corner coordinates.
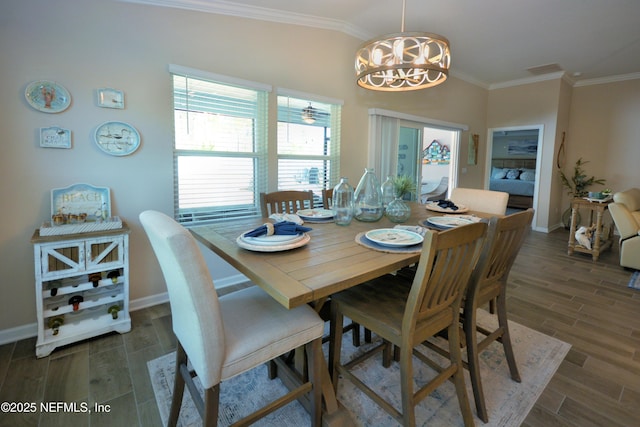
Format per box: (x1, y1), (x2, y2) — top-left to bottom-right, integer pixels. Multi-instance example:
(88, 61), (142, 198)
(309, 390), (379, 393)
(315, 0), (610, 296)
(559, 158), (606, 228)
(559, 158), (606, 198)
(392, 175), (416, 199)
(385, 175), (416, 223)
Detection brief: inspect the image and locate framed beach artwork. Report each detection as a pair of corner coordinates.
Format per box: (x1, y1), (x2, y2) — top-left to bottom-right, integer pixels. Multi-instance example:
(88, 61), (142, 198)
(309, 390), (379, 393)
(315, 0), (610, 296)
(507, 139), (538, 155)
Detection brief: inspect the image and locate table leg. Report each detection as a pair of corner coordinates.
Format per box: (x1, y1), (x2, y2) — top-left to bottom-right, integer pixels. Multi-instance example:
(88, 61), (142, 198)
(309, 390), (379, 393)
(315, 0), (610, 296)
(568, 204), (578, 255)
(592, 210), (604, 261)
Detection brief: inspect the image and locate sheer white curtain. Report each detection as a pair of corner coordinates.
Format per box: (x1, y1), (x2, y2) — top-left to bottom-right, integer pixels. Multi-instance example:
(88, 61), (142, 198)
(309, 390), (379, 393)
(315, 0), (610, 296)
(368, 114), (399, 180)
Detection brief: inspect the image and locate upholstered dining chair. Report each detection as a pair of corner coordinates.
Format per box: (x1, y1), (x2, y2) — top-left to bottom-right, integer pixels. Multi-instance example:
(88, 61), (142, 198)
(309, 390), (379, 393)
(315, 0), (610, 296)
(260, 190), (314, 217)
(139, 210), (324, 427)
(329, 222), (487, 427)
(450, 187), (509, 215)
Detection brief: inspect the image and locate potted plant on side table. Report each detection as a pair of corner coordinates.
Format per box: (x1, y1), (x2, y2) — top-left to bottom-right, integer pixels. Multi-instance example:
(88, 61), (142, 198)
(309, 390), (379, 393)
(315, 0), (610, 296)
(559, 158), (606, 229)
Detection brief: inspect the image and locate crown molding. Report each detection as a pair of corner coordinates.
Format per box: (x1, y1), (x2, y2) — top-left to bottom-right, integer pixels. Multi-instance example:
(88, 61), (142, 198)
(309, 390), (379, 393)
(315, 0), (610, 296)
(487, 71), (567, 90)
(573, 72), (640, 87)
(119, 0), (373, 40)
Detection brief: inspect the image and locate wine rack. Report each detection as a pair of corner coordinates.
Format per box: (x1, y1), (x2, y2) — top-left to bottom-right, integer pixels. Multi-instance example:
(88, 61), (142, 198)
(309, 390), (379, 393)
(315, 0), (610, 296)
(32, 224), (131, 358)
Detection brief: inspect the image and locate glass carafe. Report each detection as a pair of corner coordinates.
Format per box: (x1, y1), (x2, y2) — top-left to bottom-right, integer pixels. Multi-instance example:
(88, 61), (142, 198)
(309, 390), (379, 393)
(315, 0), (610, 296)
(332, 177), (354, 226)
(354, 168), (384, 222)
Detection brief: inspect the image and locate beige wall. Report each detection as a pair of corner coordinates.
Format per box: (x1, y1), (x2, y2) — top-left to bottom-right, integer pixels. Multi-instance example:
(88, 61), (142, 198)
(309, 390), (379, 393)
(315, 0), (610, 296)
(2, 0), (639, 339)
(567, 79), (640, 196)
(487, 79), (565, 230)
(0, 0), (489, 336)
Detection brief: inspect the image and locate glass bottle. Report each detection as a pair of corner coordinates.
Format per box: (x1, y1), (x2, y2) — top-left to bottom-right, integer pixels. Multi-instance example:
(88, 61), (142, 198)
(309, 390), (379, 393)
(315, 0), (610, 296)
(48, 316), (64, 336)
(354, 168), (384, 222)
(381, 175), (395, 208)
(108, 304), (121, 320)
(332, 177), (354, 226)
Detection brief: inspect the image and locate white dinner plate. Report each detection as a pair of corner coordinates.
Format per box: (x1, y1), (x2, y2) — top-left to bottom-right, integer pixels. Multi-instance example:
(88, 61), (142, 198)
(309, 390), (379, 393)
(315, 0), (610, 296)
(426, 216), (477, 229)
(241, 233), (305, 246)
(237, 233), (310, 252)
(297, 209), (334, 219)
(425, 202), (470, 214)
(365, 229), (424, 247)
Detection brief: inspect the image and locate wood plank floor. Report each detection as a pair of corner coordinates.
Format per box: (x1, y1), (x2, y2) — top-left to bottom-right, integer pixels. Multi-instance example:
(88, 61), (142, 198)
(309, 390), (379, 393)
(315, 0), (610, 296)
(0, 228), (638, 426)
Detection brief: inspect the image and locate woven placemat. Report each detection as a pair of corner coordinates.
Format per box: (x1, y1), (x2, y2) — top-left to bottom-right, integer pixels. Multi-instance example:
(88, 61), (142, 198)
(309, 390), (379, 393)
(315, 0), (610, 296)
(355, 232), (423, 254)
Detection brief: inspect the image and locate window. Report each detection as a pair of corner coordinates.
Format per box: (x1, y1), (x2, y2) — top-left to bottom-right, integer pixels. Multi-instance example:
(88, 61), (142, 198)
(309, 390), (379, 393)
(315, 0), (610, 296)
(171, 65), (270, 224)
(277, 92), (342, 206)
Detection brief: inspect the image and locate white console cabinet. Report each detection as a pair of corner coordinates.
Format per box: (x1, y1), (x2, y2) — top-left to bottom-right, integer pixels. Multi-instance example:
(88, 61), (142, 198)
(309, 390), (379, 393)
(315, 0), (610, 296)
(31, 224), (131, 358)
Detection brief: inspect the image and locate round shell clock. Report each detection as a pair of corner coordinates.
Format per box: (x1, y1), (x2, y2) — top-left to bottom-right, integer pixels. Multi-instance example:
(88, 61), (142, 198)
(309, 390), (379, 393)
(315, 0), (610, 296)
(94, 121), (141, 156)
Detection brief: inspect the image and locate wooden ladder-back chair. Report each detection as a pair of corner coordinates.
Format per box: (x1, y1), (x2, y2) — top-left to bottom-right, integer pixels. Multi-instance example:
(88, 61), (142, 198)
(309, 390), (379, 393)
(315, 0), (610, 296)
(322, 188), (333, 210)
(140, 210), (324, 427)
(260, 190), (314, 217)
(329, 222), (487, 427)
(450, 187), (509, 216)
(461, 208), (534, 422)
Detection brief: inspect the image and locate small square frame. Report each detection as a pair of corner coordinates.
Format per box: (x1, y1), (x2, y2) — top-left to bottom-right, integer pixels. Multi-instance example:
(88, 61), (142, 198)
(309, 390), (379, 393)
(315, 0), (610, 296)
(97, 88), (124, 109)
(40, 126), (72, 149)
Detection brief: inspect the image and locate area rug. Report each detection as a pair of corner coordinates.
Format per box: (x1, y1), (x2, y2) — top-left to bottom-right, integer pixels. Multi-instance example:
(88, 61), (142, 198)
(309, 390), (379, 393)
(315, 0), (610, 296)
(148, 310), (570, 427)
(628, 271), (640, 290)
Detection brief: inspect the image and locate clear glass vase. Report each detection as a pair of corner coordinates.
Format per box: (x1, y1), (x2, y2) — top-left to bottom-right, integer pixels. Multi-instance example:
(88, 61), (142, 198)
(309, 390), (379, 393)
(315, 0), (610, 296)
(381, 175), (395, 208)
(354, 168), (384, 222)
(385, 197), (411, 223)
(332, 177), (354, 226)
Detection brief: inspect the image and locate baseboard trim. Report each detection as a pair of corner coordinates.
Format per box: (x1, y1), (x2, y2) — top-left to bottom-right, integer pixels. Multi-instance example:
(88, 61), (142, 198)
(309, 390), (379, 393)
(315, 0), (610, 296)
(0, 274), (250, 346)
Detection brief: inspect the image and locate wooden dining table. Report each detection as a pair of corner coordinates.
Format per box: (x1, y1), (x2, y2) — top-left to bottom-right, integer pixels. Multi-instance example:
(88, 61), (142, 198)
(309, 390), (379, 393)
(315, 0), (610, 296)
(189, 201), (494, 425)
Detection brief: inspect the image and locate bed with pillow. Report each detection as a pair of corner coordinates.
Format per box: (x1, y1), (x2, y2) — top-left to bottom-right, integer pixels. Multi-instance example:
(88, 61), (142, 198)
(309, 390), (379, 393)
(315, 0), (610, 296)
(489, 158), (536, 209)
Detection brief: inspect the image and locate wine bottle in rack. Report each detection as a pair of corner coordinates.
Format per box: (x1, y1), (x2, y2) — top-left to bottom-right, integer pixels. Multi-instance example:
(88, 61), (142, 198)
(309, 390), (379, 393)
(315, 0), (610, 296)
(108, 304), (120, 319)
(89, 273), (102, 288)
(107, 270), (119, 284)
(48, 316), (64, 335)
(68, 295), (84, 311)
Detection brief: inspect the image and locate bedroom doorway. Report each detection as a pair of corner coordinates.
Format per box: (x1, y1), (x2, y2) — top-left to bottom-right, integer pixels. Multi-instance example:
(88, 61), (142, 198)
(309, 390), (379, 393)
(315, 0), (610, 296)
(486, 126), (543, 221)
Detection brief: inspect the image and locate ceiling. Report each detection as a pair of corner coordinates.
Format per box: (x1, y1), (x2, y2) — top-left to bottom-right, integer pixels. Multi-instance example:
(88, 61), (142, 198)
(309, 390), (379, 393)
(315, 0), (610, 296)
(125, 0), (640, 88)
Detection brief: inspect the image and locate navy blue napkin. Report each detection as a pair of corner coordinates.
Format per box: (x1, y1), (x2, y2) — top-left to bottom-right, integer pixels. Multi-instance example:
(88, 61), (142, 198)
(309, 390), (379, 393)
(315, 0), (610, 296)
(244, 221), (312, 238)
(435, 199), (459, 211)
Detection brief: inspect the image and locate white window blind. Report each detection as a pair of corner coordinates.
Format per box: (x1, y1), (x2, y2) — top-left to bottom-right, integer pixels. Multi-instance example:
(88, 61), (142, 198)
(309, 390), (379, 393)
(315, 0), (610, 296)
(277, 93), (341, 207)
(172, 68), (269, 224)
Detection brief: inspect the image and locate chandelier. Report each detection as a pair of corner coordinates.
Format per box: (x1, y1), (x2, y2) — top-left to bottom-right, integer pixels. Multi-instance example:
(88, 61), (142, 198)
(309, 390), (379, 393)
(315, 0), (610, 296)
(355, 0), (450, 91)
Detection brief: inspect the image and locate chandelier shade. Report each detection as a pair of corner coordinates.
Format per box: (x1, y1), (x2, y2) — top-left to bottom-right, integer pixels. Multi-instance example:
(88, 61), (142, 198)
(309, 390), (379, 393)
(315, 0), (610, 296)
(356, 32), (450, 91)
(301, 103), (316, 124)
(355, 0), (450, 91)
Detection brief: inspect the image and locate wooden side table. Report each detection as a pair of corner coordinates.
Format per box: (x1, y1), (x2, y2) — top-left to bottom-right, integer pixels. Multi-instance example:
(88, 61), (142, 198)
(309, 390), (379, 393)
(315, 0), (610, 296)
(567, 198), (612, 261)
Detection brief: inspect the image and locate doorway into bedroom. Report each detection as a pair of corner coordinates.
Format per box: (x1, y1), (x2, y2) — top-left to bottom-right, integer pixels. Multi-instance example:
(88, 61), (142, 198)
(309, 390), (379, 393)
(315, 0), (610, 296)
(487, 126), (542, 218)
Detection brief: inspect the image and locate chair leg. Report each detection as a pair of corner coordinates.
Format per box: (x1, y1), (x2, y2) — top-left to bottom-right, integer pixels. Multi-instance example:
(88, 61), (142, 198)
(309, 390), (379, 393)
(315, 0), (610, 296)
(168, 343), (187, 427)
(364, 327), (372, 343)
(203, 385), (220, 427)
(306, 338), (323, 427)
(497, 294), (521, 382)
(464, 308), (489, 423)
(351, 322), (361, 346)
(399, 344), (416, 427)
(449, 323), (475, 427)
(328, 302), (344, 392)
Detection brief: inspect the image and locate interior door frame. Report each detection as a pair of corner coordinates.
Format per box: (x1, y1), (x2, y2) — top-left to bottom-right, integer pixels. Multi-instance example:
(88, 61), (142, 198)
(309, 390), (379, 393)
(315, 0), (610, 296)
(486, 124), (544, 225)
